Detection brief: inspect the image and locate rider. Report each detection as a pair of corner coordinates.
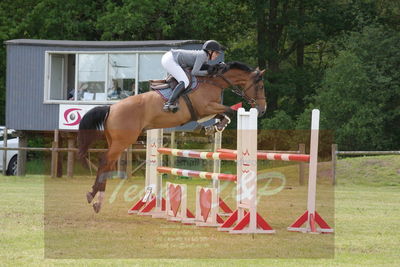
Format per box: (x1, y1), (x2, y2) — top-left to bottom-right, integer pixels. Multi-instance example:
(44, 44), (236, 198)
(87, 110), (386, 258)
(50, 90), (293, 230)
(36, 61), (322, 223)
(161, 40), (223, 112)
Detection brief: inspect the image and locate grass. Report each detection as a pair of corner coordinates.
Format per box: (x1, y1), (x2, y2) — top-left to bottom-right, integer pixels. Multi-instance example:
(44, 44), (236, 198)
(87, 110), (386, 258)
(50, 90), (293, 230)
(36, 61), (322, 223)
(0, 155), (399, 266)
(335, 155), (400, 187)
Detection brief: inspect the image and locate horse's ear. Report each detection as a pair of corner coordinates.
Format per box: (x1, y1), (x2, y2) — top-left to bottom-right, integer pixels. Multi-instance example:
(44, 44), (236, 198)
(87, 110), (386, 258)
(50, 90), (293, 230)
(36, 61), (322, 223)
(260, 69), (266, 76)
(256, 67), (260, 71)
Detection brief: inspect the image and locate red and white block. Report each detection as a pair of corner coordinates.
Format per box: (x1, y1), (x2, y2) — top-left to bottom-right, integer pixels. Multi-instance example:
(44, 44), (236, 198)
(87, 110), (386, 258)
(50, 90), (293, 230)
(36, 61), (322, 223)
(165, 182), (195, 224)
(195, 186), (225, 227)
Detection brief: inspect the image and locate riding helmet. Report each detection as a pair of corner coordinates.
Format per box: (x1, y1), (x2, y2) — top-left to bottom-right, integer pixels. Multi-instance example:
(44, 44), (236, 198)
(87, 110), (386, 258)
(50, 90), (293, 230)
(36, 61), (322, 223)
(202, 40), (224, 53)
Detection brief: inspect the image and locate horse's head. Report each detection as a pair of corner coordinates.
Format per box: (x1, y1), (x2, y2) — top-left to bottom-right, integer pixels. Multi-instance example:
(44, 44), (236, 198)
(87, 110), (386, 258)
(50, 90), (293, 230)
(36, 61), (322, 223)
(242, 68), (267, 117)
(221, 62), (267, 117)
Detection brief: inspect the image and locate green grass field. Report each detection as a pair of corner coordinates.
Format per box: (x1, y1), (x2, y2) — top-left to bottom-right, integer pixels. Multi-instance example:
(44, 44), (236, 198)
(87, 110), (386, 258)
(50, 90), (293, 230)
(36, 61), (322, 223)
(1, 156), (399, 266)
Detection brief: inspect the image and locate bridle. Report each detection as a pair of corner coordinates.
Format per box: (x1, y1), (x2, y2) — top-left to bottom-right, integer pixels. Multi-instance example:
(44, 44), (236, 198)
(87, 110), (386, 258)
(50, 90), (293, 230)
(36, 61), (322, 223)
(216, 72), (265, 107)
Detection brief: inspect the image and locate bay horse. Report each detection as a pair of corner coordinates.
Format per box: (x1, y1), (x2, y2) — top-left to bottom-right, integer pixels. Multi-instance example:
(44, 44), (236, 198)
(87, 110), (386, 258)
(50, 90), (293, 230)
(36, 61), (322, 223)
(78, 61), (266, 213)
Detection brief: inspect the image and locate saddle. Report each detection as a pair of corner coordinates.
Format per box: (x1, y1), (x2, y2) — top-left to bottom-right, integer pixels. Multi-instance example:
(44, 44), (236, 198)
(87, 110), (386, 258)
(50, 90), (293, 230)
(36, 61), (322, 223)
(149, 63), (224, 92)
(149, 74), (179, 90)
(150, 69), (196, 91)
(149, 69), (199, 102)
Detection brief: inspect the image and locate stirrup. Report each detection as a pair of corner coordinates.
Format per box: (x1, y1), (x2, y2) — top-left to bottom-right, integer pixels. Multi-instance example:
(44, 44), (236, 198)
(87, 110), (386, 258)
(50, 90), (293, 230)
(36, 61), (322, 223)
(163, 102), (179, 113)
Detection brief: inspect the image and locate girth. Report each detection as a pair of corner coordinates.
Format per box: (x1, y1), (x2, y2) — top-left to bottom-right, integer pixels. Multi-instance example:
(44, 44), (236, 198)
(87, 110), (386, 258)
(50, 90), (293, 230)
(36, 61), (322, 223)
(181, 94), (198, 122)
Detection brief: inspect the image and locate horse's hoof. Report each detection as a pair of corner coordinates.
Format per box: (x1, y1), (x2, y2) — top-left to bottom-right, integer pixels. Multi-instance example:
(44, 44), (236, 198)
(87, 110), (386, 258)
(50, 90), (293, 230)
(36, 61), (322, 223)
(86, 192), (94, 203)
(93, 202), (101, 213)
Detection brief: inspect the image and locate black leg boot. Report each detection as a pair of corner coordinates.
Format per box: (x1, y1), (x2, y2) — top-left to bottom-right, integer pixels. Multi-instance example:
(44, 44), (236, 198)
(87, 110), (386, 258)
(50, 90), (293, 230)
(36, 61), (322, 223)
(163, 81), (186, 113)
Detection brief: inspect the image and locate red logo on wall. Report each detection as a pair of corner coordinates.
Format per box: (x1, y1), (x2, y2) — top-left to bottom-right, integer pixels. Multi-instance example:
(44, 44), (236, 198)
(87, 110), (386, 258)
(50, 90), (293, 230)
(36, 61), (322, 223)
(63, 108), (82, 126)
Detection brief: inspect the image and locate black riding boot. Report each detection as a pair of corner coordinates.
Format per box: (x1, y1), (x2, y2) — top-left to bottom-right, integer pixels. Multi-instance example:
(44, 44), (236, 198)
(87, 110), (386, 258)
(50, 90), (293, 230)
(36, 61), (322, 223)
(163, 81), (186, 113)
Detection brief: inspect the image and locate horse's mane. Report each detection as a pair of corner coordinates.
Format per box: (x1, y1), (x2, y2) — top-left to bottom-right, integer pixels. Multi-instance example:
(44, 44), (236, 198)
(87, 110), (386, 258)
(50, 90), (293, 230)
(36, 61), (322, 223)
(225, 61), (254, 72)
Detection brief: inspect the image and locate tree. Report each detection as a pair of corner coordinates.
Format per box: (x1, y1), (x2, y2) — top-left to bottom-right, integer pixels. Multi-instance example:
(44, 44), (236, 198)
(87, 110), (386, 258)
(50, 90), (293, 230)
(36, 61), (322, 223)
(259, 110), (296, 150)
(304, 25), (400, 150)
(252, 0), (357, 113)
(97, 0), (172, 40)
(10, 0), (105, 40)
(0, 0), (42, 124)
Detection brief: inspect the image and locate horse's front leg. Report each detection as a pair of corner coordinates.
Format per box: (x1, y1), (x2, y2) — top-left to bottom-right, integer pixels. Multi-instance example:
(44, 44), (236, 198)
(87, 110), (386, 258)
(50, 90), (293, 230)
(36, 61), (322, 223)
(203, 103), (236, 135)
(214, 112), (234, 131)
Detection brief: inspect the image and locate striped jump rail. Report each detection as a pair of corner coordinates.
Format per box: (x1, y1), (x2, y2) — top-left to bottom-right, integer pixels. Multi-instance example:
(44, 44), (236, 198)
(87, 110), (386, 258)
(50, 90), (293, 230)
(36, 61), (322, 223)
(217, 148), (311, 162)
(157, 166), (237, 182)
(157, 147), (310, 163)
(157, 148), (237, 161)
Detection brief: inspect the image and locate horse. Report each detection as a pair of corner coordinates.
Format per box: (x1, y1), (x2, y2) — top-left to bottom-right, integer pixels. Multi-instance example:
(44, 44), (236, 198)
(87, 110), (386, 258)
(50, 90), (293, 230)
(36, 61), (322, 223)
(77, 61), (267, 213)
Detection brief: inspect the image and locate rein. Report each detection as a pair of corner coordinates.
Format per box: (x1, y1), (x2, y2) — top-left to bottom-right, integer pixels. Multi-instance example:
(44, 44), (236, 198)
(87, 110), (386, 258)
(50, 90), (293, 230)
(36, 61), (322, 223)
(216, 74), (262, 107)
(197, 68), (265, 107)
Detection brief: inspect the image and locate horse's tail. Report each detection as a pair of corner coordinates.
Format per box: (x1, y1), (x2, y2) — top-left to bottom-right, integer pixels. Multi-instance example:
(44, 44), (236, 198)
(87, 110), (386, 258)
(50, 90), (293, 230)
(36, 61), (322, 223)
(77, 106), (110, 159)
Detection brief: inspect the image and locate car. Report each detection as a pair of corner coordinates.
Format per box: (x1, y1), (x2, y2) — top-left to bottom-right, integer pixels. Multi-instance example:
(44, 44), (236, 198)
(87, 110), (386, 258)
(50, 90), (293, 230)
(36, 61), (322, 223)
(0, 127), (19, 176)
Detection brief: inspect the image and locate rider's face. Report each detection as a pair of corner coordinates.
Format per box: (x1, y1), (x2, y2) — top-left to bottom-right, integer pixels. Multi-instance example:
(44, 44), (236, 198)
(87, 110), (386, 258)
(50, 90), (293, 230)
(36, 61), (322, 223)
(210, 51), (220, 61)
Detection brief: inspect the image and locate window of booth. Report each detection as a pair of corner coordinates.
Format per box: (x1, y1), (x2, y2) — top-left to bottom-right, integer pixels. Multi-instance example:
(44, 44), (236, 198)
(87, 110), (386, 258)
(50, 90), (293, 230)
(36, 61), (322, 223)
(77, 54), (107, 101)
(49, 54), (65, 100)
(107, 54), (136, 100)
(45, 51), (166, 103)
(138, 53), (164, 94)
(47, 53), (75, 100)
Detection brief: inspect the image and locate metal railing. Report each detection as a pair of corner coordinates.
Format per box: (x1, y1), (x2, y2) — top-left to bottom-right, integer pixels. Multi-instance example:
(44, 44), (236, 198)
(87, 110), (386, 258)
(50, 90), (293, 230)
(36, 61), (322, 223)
(331, 144), (400, 185)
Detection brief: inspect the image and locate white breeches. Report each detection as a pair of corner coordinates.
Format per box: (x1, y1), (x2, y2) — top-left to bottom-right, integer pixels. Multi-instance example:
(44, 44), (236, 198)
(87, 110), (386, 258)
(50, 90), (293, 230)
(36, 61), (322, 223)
(161, 51), (190, 88)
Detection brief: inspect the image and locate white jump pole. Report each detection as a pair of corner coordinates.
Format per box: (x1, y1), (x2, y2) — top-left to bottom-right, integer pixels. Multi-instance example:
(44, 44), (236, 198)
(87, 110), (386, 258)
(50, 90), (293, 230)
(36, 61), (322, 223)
(307, 109), (319, 217)
(128, 129), (165, 217)
(219, 108), (275, 234)
(288, 109), (333, 233)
